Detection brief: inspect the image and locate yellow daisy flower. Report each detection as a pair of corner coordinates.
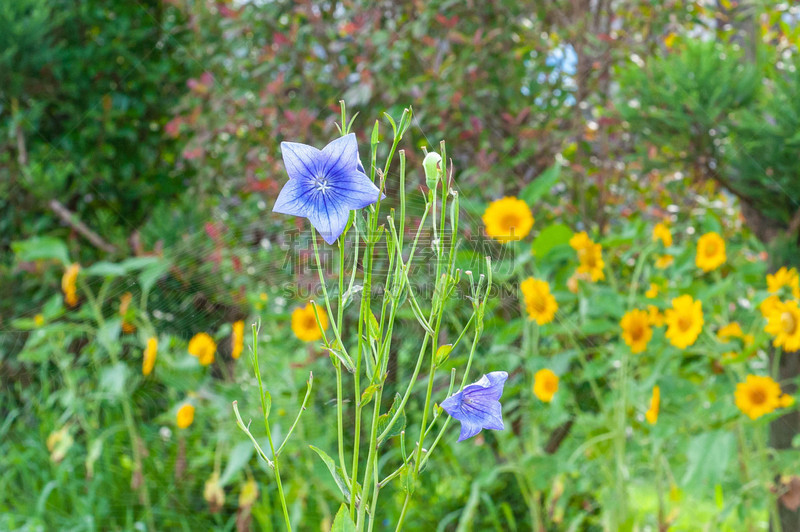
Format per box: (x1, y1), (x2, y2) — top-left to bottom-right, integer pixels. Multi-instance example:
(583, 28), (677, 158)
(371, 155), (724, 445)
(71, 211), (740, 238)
(645, 385), (660, 425)
(760, 295), (782, 319)
(482, 196), (534, 243)
(647, 305), (665, 327)
(142, 337), (158, 376)
(664, 295), (704, 348)
(717, 322), (744, 342)
(520, 278), (558, 325)
(655, 254), (674, 269)
(176, 403), (195, 429)
(695, 232), (726, 272)
(61, 263), (80, 307)
(291, 303), (328, 342)
(620, 309), (653, 354)
(767, 267), (800, 299)
(533, 369), (559, 403)
(645, 283), (659, 298)
(34, 314), (45, 327)
(764, 299), (800, 352)
(188, 332), (217, 366)
(780, 394), (795, 408)
(570, 232), (605, 282)
(231, 320), (245, 360)
(652, 223), (672, 247)
(735, 375), (781, 420)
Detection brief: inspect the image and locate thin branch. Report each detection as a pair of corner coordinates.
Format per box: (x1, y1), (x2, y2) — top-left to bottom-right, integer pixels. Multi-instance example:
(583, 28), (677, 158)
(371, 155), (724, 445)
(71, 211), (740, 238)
(49, 199), (117, 254)
(787, 207), (800, 237)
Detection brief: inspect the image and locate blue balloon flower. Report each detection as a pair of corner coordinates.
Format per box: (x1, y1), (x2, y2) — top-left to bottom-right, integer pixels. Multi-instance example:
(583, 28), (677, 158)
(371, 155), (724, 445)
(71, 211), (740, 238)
(273, 133), (383, 244)
(441, 371), (508, 441)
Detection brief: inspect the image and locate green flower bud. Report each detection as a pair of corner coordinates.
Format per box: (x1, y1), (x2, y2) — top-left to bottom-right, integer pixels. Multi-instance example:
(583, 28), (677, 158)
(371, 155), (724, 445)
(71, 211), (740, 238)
(423, 151), (442, 189)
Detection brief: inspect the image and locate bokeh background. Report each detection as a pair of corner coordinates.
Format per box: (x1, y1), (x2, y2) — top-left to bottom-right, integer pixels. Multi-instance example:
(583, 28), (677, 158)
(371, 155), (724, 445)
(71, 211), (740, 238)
(3, 0), (800, 530)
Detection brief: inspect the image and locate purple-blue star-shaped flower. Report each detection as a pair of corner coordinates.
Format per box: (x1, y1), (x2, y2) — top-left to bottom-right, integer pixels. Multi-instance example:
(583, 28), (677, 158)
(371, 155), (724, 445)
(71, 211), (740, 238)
(440, 371), (508, 441)
(273, 133), (384, 244)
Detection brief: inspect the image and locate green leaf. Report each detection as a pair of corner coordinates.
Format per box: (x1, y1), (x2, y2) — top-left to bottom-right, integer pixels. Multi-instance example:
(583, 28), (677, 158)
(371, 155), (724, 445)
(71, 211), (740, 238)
(83, 261), (126, 277)
(219, 441), (255, 487)
(435, 344), (453, 367)
(118, 256), (162, 272)
(361, 384), (379, 405)
(519, 164), (560, 205)
(371, 120), (380, 145)
(368, 312), (381, 341)
(99, 363), (128, 400)
(263, 390), (272, 420)
(532, 223), (573, 258)
(681, 431), (735, 489)
(331, 504), (356, 532)
(376, 393), (405, 445)
(355, 212), (369, 242)
(309, 445), (352, 501)
(97, 318), (121, 354)
(400, 465), (416, 495)
(138, 258), (171, 294)
(12, 236), (70, 265)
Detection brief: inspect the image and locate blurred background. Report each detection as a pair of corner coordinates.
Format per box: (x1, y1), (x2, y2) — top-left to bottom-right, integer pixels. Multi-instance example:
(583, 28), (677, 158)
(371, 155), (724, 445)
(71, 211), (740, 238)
(2, 0), (800, 530)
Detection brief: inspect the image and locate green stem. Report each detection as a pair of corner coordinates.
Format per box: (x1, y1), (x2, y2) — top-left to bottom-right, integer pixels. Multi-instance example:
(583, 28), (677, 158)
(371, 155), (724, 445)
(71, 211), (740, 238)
(252, 324), (291, 531)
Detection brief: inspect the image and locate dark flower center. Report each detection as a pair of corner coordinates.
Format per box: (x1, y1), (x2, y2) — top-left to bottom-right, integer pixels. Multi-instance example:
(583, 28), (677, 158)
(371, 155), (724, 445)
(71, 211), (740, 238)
(314, 175), (331, 193)
(531, 295), (548, 313)
(749, 388), (766, 405)
(782, 311), (797, 335)
(501, 214), (519, 233)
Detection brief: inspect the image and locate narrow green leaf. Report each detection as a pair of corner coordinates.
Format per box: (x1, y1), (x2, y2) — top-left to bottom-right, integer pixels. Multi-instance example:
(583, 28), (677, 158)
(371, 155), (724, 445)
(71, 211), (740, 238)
(263, 390), (272, 420)
(368, 312), (381, 341)
(310, 445), (351, 501)
(377, 393), (405, 445)
(83, 261), (126, 277)
(218, 441), (255, 487)
(519, 164), (561, 205)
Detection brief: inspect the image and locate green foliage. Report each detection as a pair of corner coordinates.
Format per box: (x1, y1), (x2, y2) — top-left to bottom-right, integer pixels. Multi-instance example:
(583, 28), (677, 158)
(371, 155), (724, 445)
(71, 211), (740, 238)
(1, 0), (191, 256)
(4, 1), (800, 530)
(728, 57), (800, 226)
(617, 39), (758, 174)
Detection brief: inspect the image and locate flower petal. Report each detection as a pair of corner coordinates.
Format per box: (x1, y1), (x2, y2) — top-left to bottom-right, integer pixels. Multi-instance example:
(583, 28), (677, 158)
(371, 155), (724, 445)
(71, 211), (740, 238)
(461, 398), (504, 431)
(463, 371), (508, 401)
(321, 133), (359, 175)
(457, 419), (483, 441)
(273, 177), (316, 217)
(281, 141), (321, 181)
(440, 391), (464, 419)
(331, 171), (385, 209)
(307, 189), (351, 245)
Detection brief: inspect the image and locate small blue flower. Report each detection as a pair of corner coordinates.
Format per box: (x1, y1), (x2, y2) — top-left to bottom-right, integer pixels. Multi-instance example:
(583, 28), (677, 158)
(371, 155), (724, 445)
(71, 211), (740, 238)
(273, 133), (383, 244)
(440, 371), (508, 441)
